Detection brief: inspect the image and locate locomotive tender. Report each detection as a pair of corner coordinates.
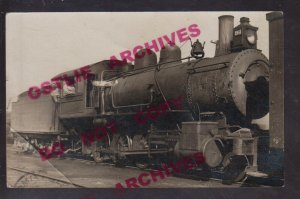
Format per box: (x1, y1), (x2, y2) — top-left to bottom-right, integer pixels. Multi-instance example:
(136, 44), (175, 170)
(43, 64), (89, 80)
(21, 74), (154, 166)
(11, 13), (284, 184)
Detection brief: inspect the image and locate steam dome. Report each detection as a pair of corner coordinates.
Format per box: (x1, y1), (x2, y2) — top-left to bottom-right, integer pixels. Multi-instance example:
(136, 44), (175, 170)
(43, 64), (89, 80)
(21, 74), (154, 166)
(159, 42), (182, 64)
(134, 48), (157, 69)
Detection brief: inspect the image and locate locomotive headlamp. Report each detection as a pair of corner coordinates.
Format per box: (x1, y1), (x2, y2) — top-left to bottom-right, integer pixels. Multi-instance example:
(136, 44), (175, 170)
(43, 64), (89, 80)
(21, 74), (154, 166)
(231, 17), (258, 51)
(246, 30), (256, 45)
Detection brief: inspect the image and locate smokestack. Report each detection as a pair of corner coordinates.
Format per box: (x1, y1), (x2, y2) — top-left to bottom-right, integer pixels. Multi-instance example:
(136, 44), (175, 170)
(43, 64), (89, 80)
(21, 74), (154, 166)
(216, 15), (234, 56)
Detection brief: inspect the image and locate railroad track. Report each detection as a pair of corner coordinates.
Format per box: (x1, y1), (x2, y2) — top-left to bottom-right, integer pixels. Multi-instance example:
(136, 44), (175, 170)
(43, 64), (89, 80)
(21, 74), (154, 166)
(60, 155), (251, 187)
(7, 166), (88, 188)
(10, 135), (274, 188)
(10, 150), (272, 188)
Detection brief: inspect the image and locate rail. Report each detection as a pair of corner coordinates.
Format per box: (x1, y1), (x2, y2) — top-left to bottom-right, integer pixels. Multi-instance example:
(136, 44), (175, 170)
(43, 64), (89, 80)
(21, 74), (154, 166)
(8, 166), (87, 188)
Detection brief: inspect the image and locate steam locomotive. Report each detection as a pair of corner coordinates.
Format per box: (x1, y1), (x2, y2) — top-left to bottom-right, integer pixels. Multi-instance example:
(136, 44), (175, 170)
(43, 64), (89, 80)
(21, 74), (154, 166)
(11, 13), (284, 185)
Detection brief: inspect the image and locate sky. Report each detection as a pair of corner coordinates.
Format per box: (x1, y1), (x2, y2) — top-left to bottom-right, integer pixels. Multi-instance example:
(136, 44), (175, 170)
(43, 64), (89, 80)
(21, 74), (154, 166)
(5, 12), (270, 128)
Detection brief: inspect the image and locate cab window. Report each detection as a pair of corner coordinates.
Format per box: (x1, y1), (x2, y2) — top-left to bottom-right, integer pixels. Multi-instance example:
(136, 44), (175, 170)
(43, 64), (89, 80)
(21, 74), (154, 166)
(62, 77), (76, 97)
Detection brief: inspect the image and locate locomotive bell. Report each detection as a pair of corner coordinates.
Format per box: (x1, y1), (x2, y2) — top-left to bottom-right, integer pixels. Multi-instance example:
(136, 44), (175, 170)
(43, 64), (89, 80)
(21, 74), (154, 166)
(134, 48), (157, 69)
(159, 42), (182, 64)
(191, 39), (205, 59)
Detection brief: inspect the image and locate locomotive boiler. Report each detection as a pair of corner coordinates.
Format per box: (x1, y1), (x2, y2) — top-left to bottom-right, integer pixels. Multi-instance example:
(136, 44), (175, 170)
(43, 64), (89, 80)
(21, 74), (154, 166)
(11, 13), (283, 185)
